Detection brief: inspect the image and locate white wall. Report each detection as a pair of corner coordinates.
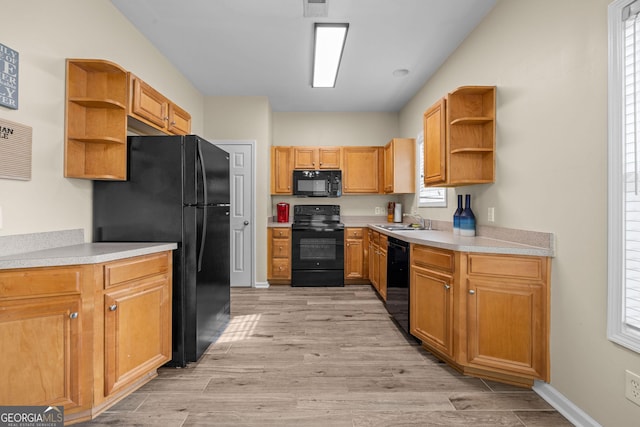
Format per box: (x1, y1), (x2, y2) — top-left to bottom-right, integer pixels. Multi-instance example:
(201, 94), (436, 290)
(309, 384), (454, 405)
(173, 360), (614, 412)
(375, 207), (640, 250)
(399, 0), (639, 425)
(0, 0), (203, 239)
(203, 96), (272, 284)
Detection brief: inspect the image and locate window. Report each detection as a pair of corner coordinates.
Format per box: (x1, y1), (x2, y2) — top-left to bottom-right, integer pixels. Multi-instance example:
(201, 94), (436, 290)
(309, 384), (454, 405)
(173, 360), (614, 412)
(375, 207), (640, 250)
(608, 0), (640, 353)
(416, 130), (447, 207)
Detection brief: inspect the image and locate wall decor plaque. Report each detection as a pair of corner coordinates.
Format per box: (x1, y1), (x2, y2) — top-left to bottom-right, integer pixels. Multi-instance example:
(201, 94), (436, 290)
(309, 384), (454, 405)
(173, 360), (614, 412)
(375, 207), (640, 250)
(0, 117), (32, 180)
(0, 43), (18, 109)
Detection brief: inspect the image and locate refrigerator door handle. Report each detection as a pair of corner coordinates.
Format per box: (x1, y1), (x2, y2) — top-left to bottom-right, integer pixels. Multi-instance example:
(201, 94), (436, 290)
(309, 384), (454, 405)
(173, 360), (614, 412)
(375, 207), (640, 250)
(197, 140), (208, 272)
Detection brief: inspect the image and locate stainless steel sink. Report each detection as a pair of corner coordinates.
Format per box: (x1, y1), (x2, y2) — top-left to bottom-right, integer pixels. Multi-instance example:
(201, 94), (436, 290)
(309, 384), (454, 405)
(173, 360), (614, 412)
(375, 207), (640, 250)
(376, 224), (422, 231)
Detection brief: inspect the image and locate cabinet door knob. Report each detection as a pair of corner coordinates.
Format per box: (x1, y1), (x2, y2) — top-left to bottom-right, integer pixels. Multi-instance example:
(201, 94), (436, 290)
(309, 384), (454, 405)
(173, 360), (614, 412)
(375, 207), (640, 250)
(69, 312), (79, 319)
(109, 304), (118, 311)
(469, 290), (475, 295)
(444, 284), (451, 290)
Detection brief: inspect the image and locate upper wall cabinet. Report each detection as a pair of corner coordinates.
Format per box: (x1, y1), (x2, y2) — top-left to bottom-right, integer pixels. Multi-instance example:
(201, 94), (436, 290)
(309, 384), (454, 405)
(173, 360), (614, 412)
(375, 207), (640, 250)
(65, 59), (193, 180)
(64, 59), (128, 180)
(271, 146), (293, 194)
(342, 146), (382, 194)
(128, 73), (192, 136)
(383, 138), (415, 194)
(293, 146), (342, 170)
(424, 86), (496, 187)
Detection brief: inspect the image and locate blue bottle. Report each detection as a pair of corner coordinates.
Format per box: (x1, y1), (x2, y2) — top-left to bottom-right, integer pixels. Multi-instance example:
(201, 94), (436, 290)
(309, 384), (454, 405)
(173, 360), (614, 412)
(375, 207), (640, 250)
(453, 195), (463, 235)
(459, 194), (476, 237)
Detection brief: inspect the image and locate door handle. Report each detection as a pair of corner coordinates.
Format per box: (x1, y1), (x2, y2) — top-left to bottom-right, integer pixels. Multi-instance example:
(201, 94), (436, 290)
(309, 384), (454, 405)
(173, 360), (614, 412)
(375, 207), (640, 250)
(244, 220), (249, 225)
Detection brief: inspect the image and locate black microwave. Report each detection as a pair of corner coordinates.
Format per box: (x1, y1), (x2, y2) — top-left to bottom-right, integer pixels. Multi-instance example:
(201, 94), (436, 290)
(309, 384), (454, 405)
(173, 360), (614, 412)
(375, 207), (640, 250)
(292, 170), (342, 197)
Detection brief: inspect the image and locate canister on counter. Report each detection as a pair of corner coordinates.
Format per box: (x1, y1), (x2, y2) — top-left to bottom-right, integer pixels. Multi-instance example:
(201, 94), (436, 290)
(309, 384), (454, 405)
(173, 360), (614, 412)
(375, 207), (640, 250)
(387, 202), (394, 222)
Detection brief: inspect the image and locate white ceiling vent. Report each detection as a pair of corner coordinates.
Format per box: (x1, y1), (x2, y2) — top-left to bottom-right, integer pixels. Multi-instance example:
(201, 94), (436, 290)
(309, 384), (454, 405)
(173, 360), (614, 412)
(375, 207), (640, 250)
(303, 0), (328, 18)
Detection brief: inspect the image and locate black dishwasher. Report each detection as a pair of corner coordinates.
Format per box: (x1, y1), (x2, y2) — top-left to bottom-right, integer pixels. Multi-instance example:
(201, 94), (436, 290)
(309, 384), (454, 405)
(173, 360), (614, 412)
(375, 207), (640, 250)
(385, 236), (410, 335)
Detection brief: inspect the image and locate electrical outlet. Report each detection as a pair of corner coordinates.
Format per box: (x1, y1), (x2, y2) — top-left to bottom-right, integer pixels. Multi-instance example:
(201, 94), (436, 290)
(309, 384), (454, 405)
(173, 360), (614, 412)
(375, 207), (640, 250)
(374, 207), (381, 215)
(626, 370), (640, 406)
(488, 207), (495, 222)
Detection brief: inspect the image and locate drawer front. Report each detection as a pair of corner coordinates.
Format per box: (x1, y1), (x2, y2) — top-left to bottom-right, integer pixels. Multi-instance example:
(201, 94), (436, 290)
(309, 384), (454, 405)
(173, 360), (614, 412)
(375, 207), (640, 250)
(372, 231), (380, 246)
(379, 234), (388, 249)
(467, 254), (545, 281)
(272, 238), (291, 258)
(411, 244), (454, 272)
(271, 228), (291, 239)
(271, 259), (290, 278)
(105, 252), (170, 288)
(346, 228), (364, 239)
(0, 266), (82, 299)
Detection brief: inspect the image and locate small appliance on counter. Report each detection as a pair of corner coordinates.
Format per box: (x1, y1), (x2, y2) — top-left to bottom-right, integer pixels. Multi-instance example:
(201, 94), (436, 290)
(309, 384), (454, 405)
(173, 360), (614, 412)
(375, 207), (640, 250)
(276, 202), (290, 223)
(393, 203), (403, 223)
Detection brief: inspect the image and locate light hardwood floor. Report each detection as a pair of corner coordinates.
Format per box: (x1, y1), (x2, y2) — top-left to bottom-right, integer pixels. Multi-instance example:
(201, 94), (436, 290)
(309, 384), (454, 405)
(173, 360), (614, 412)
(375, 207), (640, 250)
(78, 285), (572, 426)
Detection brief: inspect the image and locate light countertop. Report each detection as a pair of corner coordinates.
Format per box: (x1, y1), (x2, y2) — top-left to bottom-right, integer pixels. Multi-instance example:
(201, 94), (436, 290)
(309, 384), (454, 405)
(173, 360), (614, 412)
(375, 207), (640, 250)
(268, 216), (555, 257)
(0, 229), (177, 270)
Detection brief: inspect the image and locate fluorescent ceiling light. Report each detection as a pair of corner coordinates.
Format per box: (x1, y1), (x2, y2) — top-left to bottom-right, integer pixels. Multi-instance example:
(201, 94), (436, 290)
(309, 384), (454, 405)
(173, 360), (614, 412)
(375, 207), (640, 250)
(312, 23), (348, 88)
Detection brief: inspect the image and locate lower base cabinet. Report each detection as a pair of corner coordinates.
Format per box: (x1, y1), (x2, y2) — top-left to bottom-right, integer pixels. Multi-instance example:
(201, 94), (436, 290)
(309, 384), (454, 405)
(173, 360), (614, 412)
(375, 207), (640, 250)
(410, 245), (455, 359)
(367, 229), (387, 299)
(267, 227), (291, 285)
(0, 251), (173, 425)
(463, 253), (550, 383)
(410, 244), (550, 387)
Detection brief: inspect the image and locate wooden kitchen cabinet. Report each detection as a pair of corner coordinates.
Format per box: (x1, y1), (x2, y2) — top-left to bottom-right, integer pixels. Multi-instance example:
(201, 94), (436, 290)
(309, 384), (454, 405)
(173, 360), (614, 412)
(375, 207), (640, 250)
(65, 59), (193, 181)
(378, 235), (388, 300)
(367, 229), (387, 300)
(101, 253), (172, 398)
(383, 138), (416, 194)
(463, 253), (550, 383)
(0, 265), (94, 419)
(345, 227), (368, 283)
(423, 98), (447, 186)
(342, 147), (383, 194)
(409, 242), (550, 387)
(410, 244), (455, 359)
(0, 251), (173, 425)
(128, 73), (192, 136)
(423, 86), (496, 187)
(271, 146), (293, 194)
(267, 227), (291, 284)
(64, 59), (128, 180)
(293, 146), (341, 169)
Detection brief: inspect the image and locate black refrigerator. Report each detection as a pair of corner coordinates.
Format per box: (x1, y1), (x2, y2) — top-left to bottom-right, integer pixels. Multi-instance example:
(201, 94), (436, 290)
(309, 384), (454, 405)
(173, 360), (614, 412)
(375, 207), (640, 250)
(93, 134), (230, 367)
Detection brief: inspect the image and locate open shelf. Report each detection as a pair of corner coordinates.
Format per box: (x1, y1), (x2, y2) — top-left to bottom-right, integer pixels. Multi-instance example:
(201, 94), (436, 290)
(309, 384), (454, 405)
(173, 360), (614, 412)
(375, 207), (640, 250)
(446, 86), (496, 186)
(64, 59), (128, 180)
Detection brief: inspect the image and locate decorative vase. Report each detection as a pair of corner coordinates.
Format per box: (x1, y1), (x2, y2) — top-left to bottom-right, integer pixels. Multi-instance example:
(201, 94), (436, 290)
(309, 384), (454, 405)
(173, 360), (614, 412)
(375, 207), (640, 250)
(453, 195), (463, 235)
(459, 194), (476, 237)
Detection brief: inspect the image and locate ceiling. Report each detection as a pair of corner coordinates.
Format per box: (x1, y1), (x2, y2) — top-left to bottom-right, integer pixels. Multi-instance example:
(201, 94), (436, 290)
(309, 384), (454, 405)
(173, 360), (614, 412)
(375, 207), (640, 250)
(110, 0), (496, 112)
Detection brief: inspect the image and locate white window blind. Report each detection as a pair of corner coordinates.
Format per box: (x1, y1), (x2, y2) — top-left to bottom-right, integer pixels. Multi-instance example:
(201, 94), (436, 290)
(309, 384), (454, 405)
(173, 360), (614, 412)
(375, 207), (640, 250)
(623, 3), (640, 330)
(608, 0), (640, 353)
(416, 130), (446, 208)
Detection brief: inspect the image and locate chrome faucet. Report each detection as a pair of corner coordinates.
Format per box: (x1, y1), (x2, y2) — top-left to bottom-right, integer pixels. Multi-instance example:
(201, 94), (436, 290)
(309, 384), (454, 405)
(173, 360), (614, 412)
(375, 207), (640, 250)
(404, 212), (432, 230)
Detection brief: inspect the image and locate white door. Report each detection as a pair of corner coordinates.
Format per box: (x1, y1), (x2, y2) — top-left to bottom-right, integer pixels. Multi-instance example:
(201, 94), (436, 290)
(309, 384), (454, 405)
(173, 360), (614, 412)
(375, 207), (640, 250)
(214, 141), (255, 287)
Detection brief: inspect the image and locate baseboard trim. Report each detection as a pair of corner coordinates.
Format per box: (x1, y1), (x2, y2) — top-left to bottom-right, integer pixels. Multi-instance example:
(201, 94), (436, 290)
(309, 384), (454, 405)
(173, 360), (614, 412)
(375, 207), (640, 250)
(533, 381), (602, 427)
(254, 281), (270, 289)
